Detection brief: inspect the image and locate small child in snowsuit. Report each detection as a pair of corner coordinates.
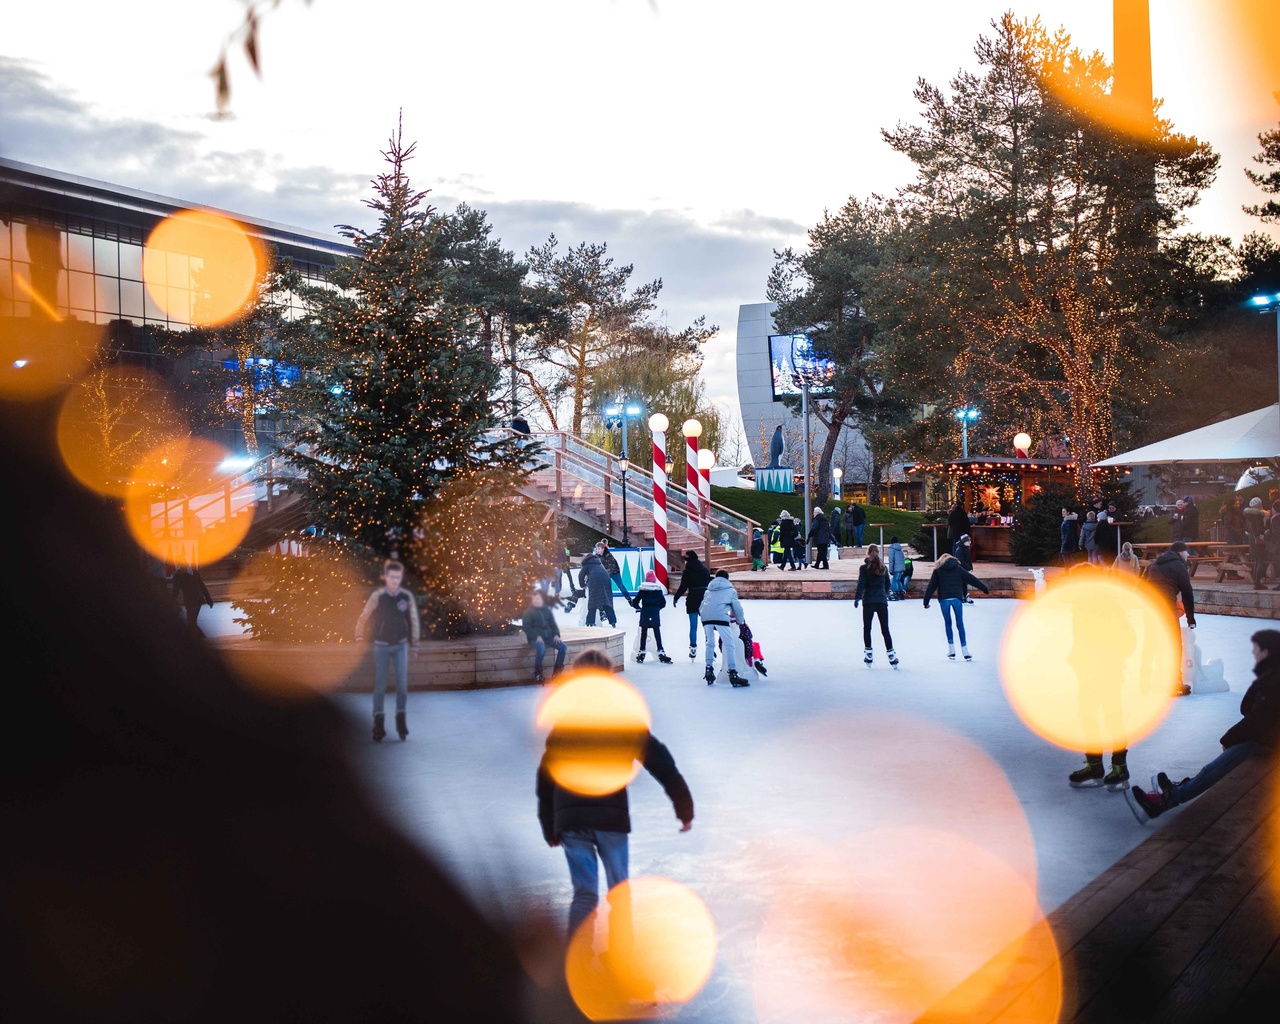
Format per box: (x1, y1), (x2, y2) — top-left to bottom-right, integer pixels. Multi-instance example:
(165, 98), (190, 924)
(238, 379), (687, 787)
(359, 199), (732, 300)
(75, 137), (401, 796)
(750, 529), (766, 571)
(631, 570), (672, 663)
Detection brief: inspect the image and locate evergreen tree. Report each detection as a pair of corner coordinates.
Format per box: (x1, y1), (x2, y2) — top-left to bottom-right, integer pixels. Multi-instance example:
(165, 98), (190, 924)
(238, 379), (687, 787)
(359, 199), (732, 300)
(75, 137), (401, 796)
(1245, 114), (1280, 223)
(1011, 485), (1076, 565)
(289, 124), (519, 558)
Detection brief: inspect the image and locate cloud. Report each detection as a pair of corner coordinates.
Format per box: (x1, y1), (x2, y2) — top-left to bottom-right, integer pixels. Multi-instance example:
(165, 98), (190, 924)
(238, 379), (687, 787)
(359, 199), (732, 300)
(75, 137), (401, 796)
(1, 56), (803, 409)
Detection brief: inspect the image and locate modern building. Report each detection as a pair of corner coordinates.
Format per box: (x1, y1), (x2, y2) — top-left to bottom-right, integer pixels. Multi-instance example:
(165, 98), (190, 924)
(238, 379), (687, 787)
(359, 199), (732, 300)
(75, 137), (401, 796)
(0, 157), (355, 449)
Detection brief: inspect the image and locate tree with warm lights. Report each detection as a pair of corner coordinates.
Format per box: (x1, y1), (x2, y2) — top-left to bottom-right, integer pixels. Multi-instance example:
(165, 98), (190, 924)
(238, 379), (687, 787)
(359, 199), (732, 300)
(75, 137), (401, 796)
(874, 14), (1222, 495)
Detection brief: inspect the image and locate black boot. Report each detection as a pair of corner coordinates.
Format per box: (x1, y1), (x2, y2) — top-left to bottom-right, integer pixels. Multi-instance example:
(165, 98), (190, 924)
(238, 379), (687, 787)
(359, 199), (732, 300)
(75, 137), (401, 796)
(728, 670), (750, 687)
(396, 711), (408, 740)
(372, 713), (386, 742)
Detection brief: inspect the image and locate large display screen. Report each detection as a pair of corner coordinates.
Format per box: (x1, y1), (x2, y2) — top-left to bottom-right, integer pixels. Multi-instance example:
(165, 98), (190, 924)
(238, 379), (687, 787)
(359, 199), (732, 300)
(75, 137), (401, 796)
(769, 333), (835, 400)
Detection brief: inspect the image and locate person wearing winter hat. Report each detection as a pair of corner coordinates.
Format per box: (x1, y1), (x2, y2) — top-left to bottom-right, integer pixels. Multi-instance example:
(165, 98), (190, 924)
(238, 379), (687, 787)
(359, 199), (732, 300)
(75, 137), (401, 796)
(777, 510), (800, 570)
(1244, 496), (1270, 589)
(631, 570), (673, 663)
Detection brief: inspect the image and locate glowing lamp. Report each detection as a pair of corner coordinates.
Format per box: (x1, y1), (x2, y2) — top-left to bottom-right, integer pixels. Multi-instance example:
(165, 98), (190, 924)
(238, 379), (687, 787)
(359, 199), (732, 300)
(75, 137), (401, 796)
(682, 418), (703, 438)
(697, 449), (715, 470)
(649, 413), (669, 432)
(1013, 432), (1032, 458)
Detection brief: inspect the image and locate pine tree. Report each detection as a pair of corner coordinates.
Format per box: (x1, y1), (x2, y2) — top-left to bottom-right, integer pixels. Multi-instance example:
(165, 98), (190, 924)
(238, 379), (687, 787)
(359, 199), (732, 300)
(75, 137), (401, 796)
(289, 122), (519, 558)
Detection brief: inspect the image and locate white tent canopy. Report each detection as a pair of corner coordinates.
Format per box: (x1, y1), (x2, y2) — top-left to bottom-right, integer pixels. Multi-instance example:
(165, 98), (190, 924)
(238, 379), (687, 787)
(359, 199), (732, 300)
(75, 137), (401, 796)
(1092, 404), (1280, 467)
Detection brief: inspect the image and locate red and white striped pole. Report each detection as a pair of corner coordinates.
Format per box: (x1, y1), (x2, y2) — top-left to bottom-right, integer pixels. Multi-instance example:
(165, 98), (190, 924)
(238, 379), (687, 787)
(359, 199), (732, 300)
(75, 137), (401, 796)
(649, 413), (669, 588)
(683, 418), (702, 536)
(698, 448), (714, 542)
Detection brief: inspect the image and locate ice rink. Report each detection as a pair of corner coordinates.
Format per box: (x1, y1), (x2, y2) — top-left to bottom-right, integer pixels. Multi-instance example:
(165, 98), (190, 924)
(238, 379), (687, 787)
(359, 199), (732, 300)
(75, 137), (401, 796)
(334, 598), (1263, 1022)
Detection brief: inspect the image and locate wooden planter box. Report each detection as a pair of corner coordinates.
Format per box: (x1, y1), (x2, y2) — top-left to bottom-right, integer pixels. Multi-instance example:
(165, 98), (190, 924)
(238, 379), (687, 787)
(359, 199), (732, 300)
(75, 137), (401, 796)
(210, 626), (626, 693)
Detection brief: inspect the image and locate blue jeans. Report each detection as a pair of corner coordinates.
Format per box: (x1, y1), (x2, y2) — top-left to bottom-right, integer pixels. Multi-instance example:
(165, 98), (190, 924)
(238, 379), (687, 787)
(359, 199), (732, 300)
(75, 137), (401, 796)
(372, 641), (409, 715)
(561, 828), (629, 937)
(939, 598), (966, 646)
(609, 572), (633, 602)
(586, 603), (616, 627)
(890, 571), (905, 596)
(688, 612), (699, 648)
(854, 523), (865, 546)
(530, 636), (567, 674)
(1168, 742), (1266, 806)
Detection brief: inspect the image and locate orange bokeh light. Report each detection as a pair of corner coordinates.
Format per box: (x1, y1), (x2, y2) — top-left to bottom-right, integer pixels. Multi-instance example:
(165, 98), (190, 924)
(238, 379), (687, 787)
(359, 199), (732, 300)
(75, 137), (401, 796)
(1000, 572), (1180, 753)
(536, 670), (652, 797)
(143, 210), (265, 327)
(122, 437), (255, 565)
(565, 876), (717, 1021)
(0, 315), (105, 402)
(55, 368), (184, 497)
(754, 829), (1061, 1024)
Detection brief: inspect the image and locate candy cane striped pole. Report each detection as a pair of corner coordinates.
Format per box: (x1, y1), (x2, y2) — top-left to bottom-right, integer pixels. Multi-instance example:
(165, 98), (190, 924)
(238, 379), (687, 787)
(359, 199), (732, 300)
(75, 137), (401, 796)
(682, 419), (702, 536)
(649, 414), (669, 588)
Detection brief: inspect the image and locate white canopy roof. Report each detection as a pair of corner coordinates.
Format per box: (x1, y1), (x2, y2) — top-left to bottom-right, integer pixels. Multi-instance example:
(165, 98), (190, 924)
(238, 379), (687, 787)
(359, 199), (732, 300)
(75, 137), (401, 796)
(1092, 404), (1280, 467)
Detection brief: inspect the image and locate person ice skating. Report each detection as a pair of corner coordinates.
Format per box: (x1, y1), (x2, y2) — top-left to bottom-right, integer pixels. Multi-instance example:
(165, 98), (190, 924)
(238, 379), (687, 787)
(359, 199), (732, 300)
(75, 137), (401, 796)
(672, 550), (711, 660)
(777, 511), (800, 570)
(537, 650), (694, 938)
(750, 528), (766, 571)
(1065, 582), (1135, 790)
(700, 570), (751, 686)
(1126, 630), (1280, 822)
(734, 615), (767, 677)
(887, 536), (907, 600)
(922, 554), (990, 661)
(355, 560), (420, 742)
(808, 507), (832, 570)
(1113, 541), (1141, 575)
(598, 540), (633, 603)
(953, 533), (976, 602)
(847, 501), (867, 548)
(855, 548), (898, 668)
(1144, 541), (1197, 696)
(631, 571), (672, 663)
(171, 564), (213, 636)
(521, 589), (567, 684)
(579, 546), (617, 628)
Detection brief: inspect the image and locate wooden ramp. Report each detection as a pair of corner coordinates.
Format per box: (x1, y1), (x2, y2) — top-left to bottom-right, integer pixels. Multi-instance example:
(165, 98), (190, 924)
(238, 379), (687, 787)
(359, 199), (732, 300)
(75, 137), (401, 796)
(923, 755), (1280, 1022)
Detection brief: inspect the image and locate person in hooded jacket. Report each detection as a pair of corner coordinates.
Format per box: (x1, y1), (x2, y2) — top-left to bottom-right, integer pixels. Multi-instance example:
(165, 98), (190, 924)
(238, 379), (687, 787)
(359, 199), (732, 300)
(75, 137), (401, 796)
(1144, 541), (1198, 697)
(537, 651), (694, 937)
(750, 528), (766, 571)
(673, 550), (711, 660)
(1127, 630), (1280, 822)
(598, 540), (634, 603)
(887, 537), (908, 599)
(699, 570), (751, 687)
(946, 499), (970, 557)
(1181, 496), (1200, 542)
(777, 511), (800, 570)
(953, 533), (976, 601)
(579, 546), (616, 627)
(922, 554), (990, 661)
(830, 506), (843, 550)
(1060, 508), (1080, 565)
(630, 570), (672, 663)
(808, 508), (832, 569)
(855, 548), (898, 667)
(1244, 496), (1270, 589)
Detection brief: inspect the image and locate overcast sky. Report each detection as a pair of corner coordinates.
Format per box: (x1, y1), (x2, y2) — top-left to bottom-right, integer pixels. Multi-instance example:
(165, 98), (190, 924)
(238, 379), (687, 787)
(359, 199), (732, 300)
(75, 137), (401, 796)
(3, 0), (1278, 424)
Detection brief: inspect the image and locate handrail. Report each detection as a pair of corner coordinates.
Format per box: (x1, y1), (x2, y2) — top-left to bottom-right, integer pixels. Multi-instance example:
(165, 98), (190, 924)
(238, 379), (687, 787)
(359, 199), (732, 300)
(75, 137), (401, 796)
(145, 440), (307, 530)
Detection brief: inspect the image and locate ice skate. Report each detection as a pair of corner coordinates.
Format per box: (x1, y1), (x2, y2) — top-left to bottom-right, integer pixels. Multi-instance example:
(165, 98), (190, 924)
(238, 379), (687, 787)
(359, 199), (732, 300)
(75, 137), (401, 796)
(688, 645), (697, 661)
(728, 670), (750, 688)
(1103, 763), (1129, 791)
(372, 713), (386, 743)
(1153, 772), (1186, 798)
(396, 711), (409, 741)
(704, 665), (716, 685)
(635, 651), (646, 663)
(533, 668), (544, 685)
(864, 648), (874, 666)
(754, 660), (768, 677)
(1125, 785), (1166, 823)
(1068, 761), (1105, 788)
(657, 651), (673, 664)
(887, 649), (900, 669)
(962, 646), (973, 662)
(947, 644), (956, 661)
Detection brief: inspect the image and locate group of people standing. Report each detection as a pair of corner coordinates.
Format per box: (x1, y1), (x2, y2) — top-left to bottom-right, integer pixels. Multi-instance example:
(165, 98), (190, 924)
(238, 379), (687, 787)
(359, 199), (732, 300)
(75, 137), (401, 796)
(1227, 494), (1280, 591)
(1058, 496), (1130, 566)
(753, 503), (872, 571)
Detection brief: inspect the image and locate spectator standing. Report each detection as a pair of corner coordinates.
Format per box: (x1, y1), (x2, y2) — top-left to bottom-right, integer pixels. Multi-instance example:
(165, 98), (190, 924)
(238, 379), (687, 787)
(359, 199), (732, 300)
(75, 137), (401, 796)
(847, 501), (867, 548)
(777, 511), (800, 570)
(630, 570), (672, 663)
(355, 560), (420, 742)
(750, 528), (766, 571)
(887, 536), (907, 600)
(699, 570), (750, 687)
(922, 554), (990, 662)
(830, 506), (843, 550)
(1127, 630), (1280, 822)
(946, 499), (969, 557)
(579, 546), (616, 628)
(1060, 508), (1080, 565)
(1081, 512), (1100, 566)
(855, 548), (899, 667)
(1181, 495), (1200, 542)
(172, 565), (213, 636)
(536, 650), (694, 937)
(672, 550), (711, 660)
(1168, 499), (1187, 543)
(521, 589), (567, 684)
(1221, 497), (1246, 579)
(808, 507), (832, 570)
(1244, 497), (1270, 589)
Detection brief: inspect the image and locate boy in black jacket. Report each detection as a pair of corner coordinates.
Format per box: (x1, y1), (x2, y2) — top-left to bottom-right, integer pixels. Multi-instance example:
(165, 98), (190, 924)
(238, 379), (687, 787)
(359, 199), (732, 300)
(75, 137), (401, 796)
(1127, 630), (1280, 822)
(521, 589), (567, 683)
(536, 650), (694, 937)
(355, 560), (421, 742)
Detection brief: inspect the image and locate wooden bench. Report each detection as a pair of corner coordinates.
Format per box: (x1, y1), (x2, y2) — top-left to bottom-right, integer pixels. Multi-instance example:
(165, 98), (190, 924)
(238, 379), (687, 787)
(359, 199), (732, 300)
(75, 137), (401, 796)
(1130, 543), (1251, 580)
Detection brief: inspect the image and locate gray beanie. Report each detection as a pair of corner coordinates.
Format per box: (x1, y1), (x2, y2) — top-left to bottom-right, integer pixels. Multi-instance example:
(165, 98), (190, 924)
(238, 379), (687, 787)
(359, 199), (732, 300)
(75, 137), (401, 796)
(1251, 497), (1263, 507)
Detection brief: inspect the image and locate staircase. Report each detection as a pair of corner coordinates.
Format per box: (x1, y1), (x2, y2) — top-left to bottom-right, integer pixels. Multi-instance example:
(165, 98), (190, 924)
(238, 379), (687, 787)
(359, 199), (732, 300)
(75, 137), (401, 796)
(513, 430), (756, 575)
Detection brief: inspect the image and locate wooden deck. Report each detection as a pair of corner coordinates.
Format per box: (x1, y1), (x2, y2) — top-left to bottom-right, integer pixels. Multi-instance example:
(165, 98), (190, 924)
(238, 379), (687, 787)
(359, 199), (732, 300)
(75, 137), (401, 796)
(923, 755), (1280, 1022)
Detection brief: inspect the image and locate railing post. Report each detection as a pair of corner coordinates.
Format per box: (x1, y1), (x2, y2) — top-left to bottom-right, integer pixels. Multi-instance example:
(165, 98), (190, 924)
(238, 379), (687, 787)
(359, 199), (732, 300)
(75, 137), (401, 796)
(604, 464), (613, 530)
(224, 481), (233, 525)
(555, 444), (563, 510)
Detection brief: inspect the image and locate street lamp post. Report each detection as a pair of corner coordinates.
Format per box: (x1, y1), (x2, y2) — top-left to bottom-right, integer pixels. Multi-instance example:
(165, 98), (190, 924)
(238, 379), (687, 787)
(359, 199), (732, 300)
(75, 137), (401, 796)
(618, 457), (630, 544)
(1250, 292), (1280, 408)
(956, 407), (980, 459)
(833, 466), (843, 500)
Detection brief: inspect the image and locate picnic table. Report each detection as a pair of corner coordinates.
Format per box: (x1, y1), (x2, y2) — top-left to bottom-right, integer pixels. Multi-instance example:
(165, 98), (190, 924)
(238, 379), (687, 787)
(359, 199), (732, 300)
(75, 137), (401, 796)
(1129, 540), (1252, 580)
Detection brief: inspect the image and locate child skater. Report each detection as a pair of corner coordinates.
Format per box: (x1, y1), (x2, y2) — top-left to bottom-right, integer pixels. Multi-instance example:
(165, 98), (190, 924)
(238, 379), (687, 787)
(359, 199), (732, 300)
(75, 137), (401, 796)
(855, 547), (899, 668)
(631, 570), (673, 663)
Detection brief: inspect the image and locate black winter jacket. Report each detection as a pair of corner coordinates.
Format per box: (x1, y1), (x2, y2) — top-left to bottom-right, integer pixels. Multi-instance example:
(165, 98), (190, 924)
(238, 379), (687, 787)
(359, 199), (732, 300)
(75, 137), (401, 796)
(536, 732), (694, 840)
(1220, 659), (1280, 749)
(1144, 550), (1196, 627)
(578, 554), (613, 608)
(855, 565), (891, 606)
(808, 514), (832, 548)
(779, 518), (799, 548)
(947, 507), (970, 546)
(600, 549), (621, 576)
(521, 605), (560, 643)
(923, 560), (990, 604)
(631, 580), (667, 627)
(673, 556), (711, 613)
(846, 504), (866, 526)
